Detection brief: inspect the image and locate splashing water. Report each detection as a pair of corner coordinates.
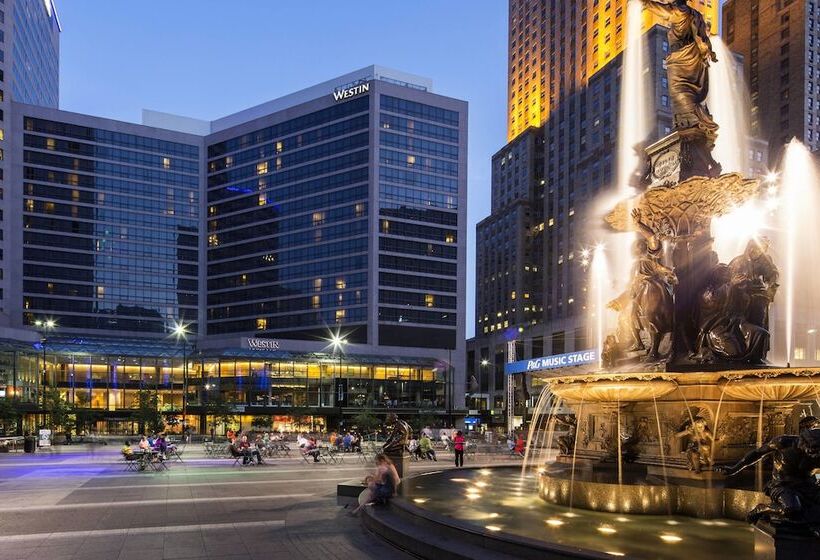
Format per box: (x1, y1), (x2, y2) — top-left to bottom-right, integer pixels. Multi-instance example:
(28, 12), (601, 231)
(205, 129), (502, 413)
(707, 37), (750, 174)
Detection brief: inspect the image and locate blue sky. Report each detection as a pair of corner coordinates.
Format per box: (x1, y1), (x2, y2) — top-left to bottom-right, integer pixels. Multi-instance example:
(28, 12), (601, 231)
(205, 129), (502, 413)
(57, 1), (508, 339)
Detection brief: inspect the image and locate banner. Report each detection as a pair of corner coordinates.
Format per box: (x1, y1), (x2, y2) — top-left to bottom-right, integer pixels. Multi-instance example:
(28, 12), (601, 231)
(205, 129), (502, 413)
(504, 349), (597, 375)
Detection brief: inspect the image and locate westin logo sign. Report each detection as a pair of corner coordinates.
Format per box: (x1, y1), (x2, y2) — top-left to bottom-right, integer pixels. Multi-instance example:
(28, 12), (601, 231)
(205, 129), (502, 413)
(333, 82), (370, 102)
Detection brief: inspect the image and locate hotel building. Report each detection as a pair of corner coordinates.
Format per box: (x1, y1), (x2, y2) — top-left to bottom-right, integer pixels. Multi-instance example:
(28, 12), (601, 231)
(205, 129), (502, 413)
(0, 0), (468, 435)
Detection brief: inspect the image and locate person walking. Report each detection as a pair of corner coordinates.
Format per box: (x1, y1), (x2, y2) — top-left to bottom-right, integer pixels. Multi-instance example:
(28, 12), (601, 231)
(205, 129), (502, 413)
(453, 430), (466, 467)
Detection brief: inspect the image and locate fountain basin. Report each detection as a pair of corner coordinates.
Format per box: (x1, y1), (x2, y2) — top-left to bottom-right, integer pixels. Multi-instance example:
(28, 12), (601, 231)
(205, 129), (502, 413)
(719, 376), (820, 401)
(550, 379), (677, 402)
(375, 466), (755, 560)
(538, 462), (765, 520)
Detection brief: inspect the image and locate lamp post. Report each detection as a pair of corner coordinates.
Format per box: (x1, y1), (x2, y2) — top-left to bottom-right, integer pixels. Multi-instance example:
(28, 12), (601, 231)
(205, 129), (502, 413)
(330, 333), (347, 409)
(479, 358), (490, 413)
(172, 321), (189, 433)
(33, 319), (56, 410)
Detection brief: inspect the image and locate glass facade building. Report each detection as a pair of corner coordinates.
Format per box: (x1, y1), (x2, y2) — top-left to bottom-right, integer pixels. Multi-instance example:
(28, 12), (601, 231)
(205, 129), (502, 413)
(2, 65), (467, 434)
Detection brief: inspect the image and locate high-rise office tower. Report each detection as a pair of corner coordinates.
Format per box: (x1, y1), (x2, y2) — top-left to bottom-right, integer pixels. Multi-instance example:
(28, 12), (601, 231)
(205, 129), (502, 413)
(0, 0), (61, 323)
(469, 0), (721, 428)
(723, 0), (820, 161)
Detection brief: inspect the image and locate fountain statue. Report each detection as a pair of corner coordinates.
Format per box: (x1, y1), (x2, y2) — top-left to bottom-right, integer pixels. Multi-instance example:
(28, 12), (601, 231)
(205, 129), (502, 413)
(382, 412), (411, 478)
(717, 416), (820, 536)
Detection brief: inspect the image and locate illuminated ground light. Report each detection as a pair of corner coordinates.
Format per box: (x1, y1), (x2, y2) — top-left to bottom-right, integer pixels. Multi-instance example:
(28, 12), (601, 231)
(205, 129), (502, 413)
(665, 520), (680, 526)
(412, 498), (428, 504)
(479, 469), (492, 476)
(597, 525), (617, 535)
(606, 553), (626, 558)
(450, 478), (469, 483)
(465, 493), (482, 500)
(660, 534), (683, 543)
(475, 481), (489, 488)
(615, 517), (630, 523)
(487, 513), (500, 518)
(545, 518), (565, 527)
(485, 525), (502, 532)
(562, 512), (580, 518)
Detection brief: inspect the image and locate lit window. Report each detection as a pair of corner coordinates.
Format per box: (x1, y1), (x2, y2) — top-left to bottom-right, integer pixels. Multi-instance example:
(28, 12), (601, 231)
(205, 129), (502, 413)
(312, 295), (320, 309)
(445, 233), (455, 243)
(275, 141), (283, 153)
(256, 162), (268, 175)
(258, 193), (266, 206)
(313, 278), (322, 292)
(162, 157), (171, 169)
(256, 318), (267, 330)
(313, 211), (325, 226)
(208, 234), (219, 247)
(407, 155), (416, 167)
(354, 203), (365, 217)
(96, 286), (105, 299)
(511, 291), (517, 300)
(425, 294), (435, 308)
(46, 138), (56, 150)
(335, 309), (346, 323)
(336, 277), (346, 289)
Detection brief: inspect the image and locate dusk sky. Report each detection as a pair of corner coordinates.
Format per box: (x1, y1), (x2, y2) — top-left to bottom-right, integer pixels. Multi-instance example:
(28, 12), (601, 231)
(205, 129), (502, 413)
(57, 1), (509, 338)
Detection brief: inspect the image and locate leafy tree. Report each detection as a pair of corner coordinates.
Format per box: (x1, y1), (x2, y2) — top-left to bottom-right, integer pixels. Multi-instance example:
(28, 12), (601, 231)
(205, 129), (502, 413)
(408, 413), (437, 433)
(0, 398), (22, 435)
(351, 409), (380, 434)
(252, 415), (272, 429)
(43, 388), (74, 434)
(203, 391), (237, 430)
(132, 389), (165, 434)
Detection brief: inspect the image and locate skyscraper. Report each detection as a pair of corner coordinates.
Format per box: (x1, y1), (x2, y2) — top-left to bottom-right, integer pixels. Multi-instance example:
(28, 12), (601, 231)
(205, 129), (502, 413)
(723, 0), (820, 162)
(469, 0), (721, 430)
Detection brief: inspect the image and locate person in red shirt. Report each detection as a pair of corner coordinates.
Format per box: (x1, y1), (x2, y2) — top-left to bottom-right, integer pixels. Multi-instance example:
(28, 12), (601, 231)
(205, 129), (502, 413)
(514, 433), (525, 456)
(453, 430), (466, 467)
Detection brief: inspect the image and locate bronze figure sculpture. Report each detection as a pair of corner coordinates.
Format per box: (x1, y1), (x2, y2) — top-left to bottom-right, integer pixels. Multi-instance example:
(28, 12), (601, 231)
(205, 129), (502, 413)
(675, 415), (718, 473)
(641, 0), (718, 138)
(381, 412), (411, 455)
(716, 416), (820, 534)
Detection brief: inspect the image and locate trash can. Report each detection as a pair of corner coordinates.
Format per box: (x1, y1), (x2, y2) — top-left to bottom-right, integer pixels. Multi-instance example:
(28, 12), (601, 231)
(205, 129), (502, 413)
(23, 436), (36, 453)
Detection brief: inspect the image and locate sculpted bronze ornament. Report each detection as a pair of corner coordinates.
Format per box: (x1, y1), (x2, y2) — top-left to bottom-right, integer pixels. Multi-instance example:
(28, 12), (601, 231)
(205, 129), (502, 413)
(641, 0), (718, 139)
(381, 412), (411, 455)
(716, 416), (820, 535)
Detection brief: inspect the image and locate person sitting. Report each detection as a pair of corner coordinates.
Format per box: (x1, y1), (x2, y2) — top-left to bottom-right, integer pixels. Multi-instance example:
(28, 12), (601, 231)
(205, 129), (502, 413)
(138, 435), (150, 450)
(239, 434), (263, 465)
(419, 434), (436, 461)
(350, 454), (401, 515)
(514, 433), (525, 456)
(121, 440), (135, 458)
(154, 433), (168, 461)
(342, 432), (352, 452)
(303, 437), (320, 463)
(147, 433), (157, 448)
(407, 436), (421, 459)
(297, 433), (308, 448)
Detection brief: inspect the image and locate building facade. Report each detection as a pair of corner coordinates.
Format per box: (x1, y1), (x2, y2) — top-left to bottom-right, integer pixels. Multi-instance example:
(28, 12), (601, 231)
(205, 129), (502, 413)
(723, 0), (820, 162)
(0, 56), (467, 433)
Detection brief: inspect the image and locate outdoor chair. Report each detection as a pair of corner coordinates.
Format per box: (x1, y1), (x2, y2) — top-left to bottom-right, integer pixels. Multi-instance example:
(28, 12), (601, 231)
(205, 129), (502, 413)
(169, 443), (185, 463)
(121, 452), (139, 471)
(229, 445), (252, 467)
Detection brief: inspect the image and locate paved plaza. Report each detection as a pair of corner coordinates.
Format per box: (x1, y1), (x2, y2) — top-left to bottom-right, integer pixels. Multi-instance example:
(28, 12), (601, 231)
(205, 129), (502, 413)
(0, 444), (504, 560)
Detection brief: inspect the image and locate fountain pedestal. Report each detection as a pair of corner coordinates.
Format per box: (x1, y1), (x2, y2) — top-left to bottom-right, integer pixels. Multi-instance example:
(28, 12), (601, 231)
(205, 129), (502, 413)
(646, 128), (721, 187)
(754, 521), (820, 560)
(385, 450), (410, 480)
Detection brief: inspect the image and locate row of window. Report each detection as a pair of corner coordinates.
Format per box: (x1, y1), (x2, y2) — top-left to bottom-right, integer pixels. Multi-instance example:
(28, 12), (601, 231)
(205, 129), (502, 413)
(24, 280), (197, 301)
(207, 96), (369, 158)
(380, 95), (459, 127)
(24, 265), (198, 291)
(208, 288), (367, 320)
(207, 132), (369, 188)
(379, 131), (459, 160)
(208, 150), (368, 203)
(206, 272), (367, 306)
(23, 232), (198, 262)
(378, 306), (456, 326)
(24, 250), (198, 277)
(379, 219), (456, 243)
(379, 184), (458, 210)
(208, 168), (366, 217)
(379, 272), (456, 293)
(25, 182), (197, 218)
(25, 134), (199, 173)
(208, 185), (367, 233)
(208, 114), (368, 172)
(379, 166), (458, 194)
(24, 167), (197, 201)
(380, 149), (459, 177)
(379, 255), (456, 277)
(24, 118), (199, 159)
(207, 255), (367, 292)
(23, 313), (196, 334)
(378, 290), (456, 310)
(207, 236), (367, 277)
(24, 152), (198, 188)
(25, 199), (197, 230)
(24, 216), (197, 247)
(207, 307), (367, 334)
(379, 203), (457, 226)
(379, 237), (457, 260)
(380, 114), (459, 143)
(209, 219), (367, 262)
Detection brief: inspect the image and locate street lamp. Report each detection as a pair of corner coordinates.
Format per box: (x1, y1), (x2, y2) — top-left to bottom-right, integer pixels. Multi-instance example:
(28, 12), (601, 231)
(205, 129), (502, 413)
(33, 319), (56, 409)
(329, 333), (347, 407)
(479, 359), (490, 412)
(172, 321), (190, 433)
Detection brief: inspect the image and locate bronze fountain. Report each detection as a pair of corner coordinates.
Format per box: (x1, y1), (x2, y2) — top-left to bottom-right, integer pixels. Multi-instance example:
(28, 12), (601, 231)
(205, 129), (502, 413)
(534, 0), (820, 552)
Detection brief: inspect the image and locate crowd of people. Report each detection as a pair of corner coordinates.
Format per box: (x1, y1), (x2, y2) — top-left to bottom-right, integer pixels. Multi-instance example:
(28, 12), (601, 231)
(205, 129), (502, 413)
(120, 432), (176, 467)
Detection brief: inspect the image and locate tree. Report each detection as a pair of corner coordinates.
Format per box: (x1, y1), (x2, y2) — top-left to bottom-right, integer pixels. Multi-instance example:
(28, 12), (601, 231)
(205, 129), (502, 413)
(408, 413), (437, 432)
(350, 409), (380, 434)
(0, 398), (22, 435)
(203, 392), (237, 431)
(43, 388), (74, 434)
(252, 415), (272, 429)
(132, 389), (165, 434)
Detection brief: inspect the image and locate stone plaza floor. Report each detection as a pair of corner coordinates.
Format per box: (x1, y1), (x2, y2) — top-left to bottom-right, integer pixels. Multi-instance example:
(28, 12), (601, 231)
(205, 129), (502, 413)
(0, 443), (507, 560)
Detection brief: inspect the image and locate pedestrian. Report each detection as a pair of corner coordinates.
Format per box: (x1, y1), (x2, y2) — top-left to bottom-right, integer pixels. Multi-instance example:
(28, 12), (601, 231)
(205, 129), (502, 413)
(453, 430), (465, 467)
